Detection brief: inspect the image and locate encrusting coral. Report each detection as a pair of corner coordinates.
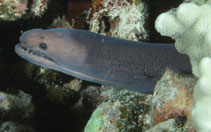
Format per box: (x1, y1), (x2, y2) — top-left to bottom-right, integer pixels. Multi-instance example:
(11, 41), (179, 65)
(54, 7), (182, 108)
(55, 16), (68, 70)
(88, 0), (149, 41)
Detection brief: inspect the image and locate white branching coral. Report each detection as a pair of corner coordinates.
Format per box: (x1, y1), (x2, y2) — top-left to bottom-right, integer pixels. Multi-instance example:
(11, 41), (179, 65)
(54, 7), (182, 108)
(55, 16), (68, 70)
(192, 57), (211, 132)
(155, 2), (211, 77)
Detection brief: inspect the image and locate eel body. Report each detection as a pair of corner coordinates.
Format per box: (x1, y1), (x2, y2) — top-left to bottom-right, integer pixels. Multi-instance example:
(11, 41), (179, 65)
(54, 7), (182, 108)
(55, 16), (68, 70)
(15, 28), (191, 93)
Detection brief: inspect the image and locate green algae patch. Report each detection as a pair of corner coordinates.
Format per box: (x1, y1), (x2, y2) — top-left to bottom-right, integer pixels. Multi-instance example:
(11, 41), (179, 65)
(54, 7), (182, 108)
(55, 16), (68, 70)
(84, 105), (104, 132)
(84, 101), (122, 132)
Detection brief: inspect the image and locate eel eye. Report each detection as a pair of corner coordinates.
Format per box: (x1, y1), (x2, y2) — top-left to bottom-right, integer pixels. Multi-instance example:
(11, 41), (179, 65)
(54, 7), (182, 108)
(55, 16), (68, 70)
(39, 43), (48, 50)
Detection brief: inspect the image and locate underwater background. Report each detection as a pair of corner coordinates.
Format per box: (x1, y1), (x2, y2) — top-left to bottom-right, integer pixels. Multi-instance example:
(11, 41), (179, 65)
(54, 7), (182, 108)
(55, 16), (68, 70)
(0, 0), (196, 132)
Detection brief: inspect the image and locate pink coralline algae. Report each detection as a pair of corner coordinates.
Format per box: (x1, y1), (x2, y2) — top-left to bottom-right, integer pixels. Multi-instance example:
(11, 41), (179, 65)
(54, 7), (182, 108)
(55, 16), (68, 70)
(151, 69), (196, 131)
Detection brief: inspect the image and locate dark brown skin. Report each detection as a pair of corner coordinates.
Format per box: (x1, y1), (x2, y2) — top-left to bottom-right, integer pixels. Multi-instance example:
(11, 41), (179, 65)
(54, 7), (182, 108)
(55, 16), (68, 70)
(15, 28), (191, 93)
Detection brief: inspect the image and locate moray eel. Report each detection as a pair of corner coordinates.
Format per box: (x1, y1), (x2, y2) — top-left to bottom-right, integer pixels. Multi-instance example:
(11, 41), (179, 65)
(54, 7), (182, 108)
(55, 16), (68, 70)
(14, 28), (191, 93)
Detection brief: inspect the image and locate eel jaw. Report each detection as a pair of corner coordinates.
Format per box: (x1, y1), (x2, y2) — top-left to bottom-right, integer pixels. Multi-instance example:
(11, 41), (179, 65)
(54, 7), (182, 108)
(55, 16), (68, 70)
(14, 43), (59, 70)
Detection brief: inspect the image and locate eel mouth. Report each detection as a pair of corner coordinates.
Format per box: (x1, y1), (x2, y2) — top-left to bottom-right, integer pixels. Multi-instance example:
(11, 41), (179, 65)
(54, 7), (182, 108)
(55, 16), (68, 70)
(15, 43), (58, 68)
(18, 44), (54, 62)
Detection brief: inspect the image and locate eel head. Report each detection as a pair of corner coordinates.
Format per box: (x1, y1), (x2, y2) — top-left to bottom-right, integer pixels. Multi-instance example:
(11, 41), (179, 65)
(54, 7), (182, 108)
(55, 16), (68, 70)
(15, 28), (87, 72)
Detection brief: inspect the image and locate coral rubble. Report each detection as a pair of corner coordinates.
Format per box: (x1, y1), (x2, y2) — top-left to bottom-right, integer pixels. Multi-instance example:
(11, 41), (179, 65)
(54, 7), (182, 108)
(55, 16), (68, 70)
(88, 0), (149, 41)
(0, 91), (35, 131)
(0, 0), (28, 21)
(0, 90), (34, 119)
(0, 0), (50, 21)
(84, 86), (152, 132)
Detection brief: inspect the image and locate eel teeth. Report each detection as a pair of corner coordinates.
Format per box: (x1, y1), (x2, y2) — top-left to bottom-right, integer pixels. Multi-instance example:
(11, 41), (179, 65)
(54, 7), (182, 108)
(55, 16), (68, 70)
(20, 45), (56, 63)
(21, 46), (42, 57)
